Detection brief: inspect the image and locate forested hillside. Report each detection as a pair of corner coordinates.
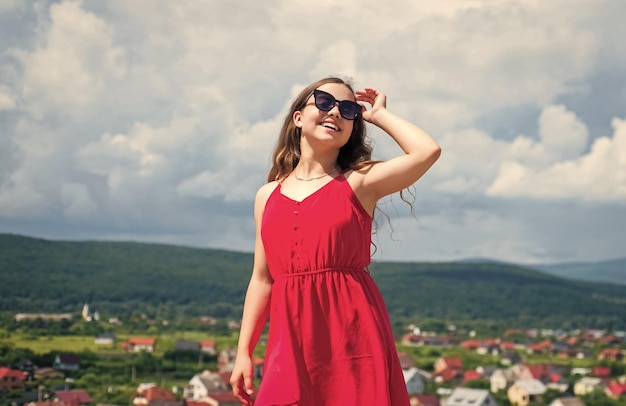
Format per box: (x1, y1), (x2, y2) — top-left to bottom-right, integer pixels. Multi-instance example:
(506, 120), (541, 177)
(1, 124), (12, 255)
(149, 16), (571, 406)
(1, 234), (625, 329)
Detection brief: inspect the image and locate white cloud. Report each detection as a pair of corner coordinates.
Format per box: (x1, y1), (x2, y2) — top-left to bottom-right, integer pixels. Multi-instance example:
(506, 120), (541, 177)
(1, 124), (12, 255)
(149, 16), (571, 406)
(0, 85), (15, 109)
(431, 128), (508, 195)
(17, 0), (126, 119)
(538, 105), (589, 161)
(0, 0), (17, 13)
(61, 182), (97, 219)
(488, 116), (626, 201)
(0, 183), (49, 217)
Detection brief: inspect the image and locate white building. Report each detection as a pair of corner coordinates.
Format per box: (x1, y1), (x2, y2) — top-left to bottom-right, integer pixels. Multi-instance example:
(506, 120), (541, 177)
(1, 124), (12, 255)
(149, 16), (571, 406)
(490, 368), (515, 393)
(573, 377), (604, 396)
(443, 388), (498, 406)
(184, 371), (229, 400)
(403, 368), (425, 395)
(508, 379), (547, 406)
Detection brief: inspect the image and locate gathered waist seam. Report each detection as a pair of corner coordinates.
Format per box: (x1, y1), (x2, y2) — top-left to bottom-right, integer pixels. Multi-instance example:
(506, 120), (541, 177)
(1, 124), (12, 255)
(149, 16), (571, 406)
(275, 267), (365, 278)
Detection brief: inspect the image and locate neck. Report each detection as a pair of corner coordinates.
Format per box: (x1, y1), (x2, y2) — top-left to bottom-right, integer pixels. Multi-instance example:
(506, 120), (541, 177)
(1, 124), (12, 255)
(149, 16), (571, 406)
(293, 159), (340, 181)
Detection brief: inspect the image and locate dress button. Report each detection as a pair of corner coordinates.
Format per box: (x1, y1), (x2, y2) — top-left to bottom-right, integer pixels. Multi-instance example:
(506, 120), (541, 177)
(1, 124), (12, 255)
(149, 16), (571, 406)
(294, 210), (298, 215)
(293, 225), (298, 230)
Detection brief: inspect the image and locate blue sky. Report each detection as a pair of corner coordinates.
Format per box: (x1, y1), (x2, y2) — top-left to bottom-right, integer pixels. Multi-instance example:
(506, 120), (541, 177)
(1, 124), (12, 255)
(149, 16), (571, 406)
(0, 0), (625, 264)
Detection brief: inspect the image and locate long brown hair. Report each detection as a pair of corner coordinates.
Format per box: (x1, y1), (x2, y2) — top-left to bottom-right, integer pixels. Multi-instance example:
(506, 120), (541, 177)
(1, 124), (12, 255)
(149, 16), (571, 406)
(267, 77), (373, 182)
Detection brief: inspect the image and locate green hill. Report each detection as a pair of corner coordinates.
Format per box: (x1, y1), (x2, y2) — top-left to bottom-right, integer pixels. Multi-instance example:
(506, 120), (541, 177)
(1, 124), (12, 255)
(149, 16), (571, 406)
(1, 234), (624, 329)
(526, 258), (626, 285)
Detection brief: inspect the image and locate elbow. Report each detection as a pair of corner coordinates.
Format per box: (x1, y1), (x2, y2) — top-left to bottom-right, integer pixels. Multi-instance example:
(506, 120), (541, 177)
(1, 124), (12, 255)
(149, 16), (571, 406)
(430, 144), (442, 163)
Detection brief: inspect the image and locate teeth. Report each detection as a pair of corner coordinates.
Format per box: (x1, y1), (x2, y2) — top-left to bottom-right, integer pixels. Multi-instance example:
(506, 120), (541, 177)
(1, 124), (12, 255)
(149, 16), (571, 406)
(322, 123), (338, 130)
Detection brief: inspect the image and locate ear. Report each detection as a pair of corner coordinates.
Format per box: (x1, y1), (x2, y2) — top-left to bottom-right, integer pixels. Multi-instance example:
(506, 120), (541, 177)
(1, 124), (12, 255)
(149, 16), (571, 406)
(293, 110), (303, 128)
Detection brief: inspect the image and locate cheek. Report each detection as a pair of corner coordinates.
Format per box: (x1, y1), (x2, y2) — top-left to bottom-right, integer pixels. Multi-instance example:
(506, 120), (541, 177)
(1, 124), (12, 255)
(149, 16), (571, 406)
(343, 123), (355, 137)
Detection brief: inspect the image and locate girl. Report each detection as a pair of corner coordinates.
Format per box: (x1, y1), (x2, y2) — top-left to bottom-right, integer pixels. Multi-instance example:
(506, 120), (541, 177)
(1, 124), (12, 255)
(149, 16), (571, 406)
(230, 76), (441, 405)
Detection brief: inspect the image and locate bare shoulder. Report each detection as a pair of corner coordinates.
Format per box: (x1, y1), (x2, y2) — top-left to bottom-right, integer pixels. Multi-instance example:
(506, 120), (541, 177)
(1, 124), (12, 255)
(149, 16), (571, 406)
(343, 165), (379, 216)
(255, 181), (279, 208)
(344, 163), (377, 189)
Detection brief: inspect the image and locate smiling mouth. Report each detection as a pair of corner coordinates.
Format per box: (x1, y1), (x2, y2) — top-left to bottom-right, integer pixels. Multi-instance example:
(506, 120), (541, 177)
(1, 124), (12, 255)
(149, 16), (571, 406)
(321, 122), (339, 131)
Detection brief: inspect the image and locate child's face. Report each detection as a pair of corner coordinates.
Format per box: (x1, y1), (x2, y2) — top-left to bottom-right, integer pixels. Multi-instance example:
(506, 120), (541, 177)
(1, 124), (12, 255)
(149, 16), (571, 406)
(294, 83), (356, 148)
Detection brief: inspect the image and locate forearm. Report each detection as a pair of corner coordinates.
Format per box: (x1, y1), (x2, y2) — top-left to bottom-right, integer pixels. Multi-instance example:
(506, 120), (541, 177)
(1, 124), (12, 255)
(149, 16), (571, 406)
(236, 277), (272, 356)
(371, 108), (440, 158)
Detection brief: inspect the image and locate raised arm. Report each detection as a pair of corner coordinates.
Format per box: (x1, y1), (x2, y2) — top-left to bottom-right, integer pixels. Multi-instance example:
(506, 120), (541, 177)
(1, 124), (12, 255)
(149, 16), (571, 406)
(230, 182), (275, 405)
(352, 87), (441, 210)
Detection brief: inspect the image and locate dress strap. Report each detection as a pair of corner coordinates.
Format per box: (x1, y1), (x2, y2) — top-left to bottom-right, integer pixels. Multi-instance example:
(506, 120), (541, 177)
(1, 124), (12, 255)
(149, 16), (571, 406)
(277, 173), (292, 185)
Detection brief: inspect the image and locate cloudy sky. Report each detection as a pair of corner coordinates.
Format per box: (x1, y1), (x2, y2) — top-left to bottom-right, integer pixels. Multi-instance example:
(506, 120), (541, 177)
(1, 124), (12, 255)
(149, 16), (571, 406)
(0, 0), (624, 265)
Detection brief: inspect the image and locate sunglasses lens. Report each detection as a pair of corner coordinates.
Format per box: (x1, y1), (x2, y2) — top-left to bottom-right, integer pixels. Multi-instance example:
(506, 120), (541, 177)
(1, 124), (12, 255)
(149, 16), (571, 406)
(339, 102), (361, 120)
(314, 91), (335, 111)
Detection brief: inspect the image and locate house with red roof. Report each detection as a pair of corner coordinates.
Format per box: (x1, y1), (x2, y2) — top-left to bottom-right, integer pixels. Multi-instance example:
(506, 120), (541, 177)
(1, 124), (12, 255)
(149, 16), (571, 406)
(122, 337), (157, 352)
(477, 339), (502, 356)
(461, 340), (482, 351)
(527, 340), (553, 354)
(434, 357), (463, 374)
(598, 348), (624, 362)
(0, 367), (26, 392)
(411, 394), (440, 406)
(132, 385), (176, 405)
(205, 391), (240, 405)
(200, 340), (216, 355)
(434, 357), (464, 384)
(54, 389), (92, 405)
(597, 335), (622, 345)
(500, 341), (516, 350)
(591, 366), (611, 378)
(435, 367), (463, 384)
(605, 381), (626, 399)
(514, 364), (553, 382)
(545, 373), (569, 392)
(463, 370), (483, 383)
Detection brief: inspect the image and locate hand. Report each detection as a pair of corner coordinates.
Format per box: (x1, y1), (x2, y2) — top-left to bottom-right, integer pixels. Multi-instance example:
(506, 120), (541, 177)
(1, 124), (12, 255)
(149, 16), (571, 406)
(230, 354), (255, 405)
(355, 87), (387, 123)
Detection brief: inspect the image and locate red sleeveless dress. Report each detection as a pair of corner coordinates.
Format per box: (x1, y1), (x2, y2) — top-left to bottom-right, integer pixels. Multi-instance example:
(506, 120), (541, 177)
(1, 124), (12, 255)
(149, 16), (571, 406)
(256, 174), (410, 405)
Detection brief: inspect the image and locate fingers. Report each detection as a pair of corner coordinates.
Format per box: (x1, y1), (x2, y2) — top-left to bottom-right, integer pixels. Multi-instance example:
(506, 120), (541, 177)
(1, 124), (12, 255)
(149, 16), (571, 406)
(244, 371), (254, 397)
(231, 375), (253, 405)
(230, 380), (252, 405)
(355, 88), (385, 106)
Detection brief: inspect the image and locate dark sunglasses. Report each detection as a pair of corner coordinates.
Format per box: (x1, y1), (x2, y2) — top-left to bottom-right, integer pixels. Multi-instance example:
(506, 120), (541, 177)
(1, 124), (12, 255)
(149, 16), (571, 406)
(312, 89), (361, 120)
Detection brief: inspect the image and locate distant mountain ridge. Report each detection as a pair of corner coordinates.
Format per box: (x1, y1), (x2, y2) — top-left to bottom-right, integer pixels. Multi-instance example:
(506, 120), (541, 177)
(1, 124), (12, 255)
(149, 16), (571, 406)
(459, 257), (626, 286)
(1, 233), (625, 329)
(524, 258), (626, 285)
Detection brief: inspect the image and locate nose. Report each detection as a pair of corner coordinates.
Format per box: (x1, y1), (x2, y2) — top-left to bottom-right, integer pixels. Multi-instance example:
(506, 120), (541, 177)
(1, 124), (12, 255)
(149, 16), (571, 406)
(328, 101), (341, 117)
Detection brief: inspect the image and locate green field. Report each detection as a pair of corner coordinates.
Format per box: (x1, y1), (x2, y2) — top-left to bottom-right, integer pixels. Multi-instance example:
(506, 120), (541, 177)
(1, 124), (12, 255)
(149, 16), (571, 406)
(4, 331), (240, 356)
(8, 335), (104, 354)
